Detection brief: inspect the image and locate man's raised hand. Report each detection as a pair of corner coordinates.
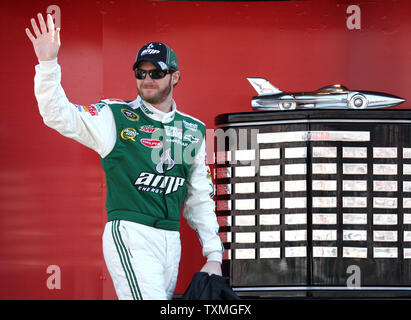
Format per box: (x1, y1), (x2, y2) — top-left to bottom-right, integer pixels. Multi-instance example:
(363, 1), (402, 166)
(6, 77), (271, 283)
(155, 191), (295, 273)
(25, 13), (61, 61)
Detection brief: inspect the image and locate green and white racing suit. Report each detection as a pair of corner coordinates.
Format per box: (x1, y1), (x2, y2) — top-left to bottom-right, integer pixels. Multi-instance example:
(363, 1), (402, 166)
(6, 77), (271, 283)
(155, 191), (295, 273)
(34, 58), (223, 299)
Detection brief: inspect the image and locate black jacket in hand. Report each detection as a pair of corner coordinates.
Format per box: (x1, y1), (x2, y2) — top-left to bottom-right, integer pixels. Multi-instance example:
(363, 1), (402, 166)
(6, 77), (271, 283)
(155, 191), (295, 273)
(182, 272), (240, 300)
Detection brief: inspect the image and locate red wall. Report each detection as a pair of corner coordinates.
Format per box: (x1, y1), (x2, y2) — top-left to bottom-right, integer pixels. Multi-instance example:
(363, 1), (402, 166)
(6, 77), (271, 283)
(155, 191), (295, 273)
(0, 0), (410, 299)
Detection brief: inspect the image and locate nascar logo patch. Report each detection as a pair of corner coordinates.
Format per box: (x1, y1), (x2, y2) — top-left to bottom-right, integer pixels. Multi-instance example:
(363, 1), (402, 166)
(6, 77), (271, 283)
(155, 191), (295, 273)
(121, 109), (139, 121)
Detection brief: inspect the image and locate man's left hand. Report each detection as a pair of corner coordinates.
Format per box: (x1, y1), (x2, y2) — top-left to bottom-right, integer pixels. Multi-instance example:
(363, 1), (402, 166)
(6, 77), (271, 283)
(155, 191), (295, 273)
(200, 261), (222, 276)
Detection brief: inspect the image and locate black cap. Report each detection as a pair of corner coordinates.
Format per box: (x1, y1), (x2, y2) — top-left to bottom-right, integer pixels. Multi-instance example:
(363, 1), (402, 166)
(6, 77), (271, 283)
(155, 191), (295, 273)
(132, 42), (178, 71)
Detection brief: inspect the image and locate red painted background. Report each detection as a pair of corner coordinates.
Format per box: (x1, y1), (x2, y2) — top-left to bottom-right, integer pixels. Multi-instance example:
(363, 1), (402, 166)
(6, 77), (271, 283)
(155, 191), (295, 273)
(0, 0), (410, 299)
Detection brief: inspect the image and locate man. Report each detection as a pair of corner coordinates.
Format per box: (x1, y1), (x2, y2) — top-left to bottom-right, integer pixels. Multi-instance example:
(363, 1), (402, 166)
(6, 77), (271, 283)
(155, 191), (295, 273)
(26, 13), (223, 300)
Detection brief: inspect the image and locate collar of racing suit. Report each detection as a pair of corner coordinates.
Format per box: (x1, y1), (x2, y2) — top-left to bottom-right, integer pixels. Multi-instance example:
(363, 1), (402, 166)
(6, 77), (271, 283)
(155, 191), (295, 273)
(128, 96), (176, 124)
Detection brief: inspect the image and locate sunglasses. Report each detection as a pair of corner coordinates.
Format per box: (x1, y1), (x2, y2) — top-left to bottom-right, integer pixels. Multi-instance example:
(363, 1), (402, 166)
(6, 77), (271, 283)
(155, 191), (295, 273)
(134, 68), (174, 80)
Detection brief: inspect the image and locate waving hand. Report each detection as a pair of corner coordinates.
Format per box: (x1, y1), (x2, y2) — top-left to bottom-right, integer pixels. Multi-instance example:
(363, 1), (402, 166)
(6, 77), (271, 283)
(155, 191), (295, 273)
(25, 13), (61, 61)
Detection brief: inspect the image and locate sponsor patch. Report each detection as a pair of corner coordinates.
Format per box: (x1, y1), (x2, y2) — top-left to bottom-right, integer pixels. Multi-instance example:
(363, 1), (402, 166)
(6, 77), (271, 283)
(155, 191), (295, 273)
(139, 101), (154, 115)
(164, 125), (183, 139)
(121, 128), (138, 142)
(183, 134), (200, 144)
(121, 109), (139, 121)
(140, 125), (159, 133)
(140, 138), (163, 148)
(74, 104), (101, 116)
(166, 138), (188, 147)
(183, 120), (198, 131)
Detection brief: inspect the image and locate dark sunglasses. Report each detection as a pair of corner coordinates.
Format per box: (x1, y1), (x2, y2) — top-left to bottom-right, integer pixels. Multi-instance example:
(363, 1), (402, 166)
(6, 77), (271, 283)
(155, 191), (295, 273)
(134, 68), (174, 80)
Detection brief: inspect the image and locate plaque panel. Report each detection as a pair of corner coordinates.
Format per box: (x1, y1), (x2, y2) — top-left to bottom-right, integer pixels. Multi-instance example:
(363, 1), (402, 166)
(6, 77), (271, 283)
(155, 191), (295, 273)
(216, 110), (411, 290)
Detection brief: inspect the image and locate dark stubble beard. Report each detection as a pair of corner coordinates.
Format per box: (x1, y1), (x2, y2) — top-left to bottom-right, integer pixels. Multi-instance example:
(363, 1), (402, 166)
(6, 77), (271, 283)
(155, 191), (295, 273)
(138, 77), (173, 106)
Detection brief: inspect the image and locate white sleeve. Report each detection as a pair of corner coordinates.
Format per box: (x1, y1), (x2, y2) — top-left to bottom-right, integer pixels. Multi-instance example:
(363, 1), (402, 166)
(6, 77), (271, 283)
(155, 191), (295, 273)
(183, 140), (224, 263)
(34, 58), (116, 158)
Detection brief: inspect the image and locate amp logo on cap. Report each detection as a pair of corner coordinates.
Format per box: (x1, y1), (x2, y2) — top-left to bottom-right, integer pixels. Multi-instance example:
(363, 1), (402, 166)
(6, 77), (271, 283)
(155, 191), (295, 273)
(141, 43), (160, 56)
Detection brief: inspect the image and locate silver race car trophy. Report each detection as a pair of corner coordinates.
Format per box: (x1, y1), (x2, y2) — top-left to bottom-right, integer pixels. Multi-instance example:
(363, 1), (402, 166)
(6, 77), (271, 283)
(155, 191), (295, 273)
(248, 77), (405, 110)
(215, 80), (411, 299)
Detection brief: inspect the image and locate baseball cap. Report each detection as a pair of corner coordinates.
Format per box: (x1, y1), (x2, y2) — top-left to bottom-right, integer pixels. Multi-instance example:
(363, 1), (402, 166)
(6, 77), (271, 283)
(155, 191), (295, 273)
(132, 42), (178, 71)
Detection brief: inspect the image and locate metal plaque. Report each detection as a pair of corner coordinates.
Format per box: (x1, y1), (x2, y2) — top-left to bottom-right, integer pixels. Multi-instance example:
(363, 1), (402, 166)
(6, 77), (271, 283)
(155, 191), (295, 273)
(235, 166), (256, 177)
(235, 215), (255, 226)
(235, 182), (255, 194)
(343, 247), (368, 258)
(312, 229), (337, 241)
(260, 165), (281, 176)
(404, 164), (411, 175)
(236, 248), (255, 259)
(403, 148), (411, 159)
(313, 197), (337, 208)
(285, 213), (307, 225)
(285, 180), (306, 192)
(343, 230), (367, 241)
(285, 147), (307, 158)
(260, 231), (281, 242)
(343, 147), (367, 158)
(313, 247), (338, 258)
(373, 164), (397, 175)
(285, 197), (306, 209)
(312, 163), (336, 174)
(373, 180), (397, 192)
(260, 148), (280, 160)
(236, 232), (256, 243)
(235, 199), (255, 210)
(312, 147), (337, 158)
(343, 163), (367, 175)
(313, 213), (337, 225)
(312, 180), (337, 191)
(404, 214), (411, 224)
(373, 214), (398, 225)
(373, 147), (397, 158)
(285, 230), (307, 241)
(257, 131), (307, 144)
(260, 214), (280, 225)
(343, 197), (367, 208)
(403, 181), (411, 192)
(403, 198), (411, 208)
(373, 197), (397, 209)
(403, 231), (411, 242)
(309, 131), (370, 142)
(374, 247), (398, 258)
(235, 149), (255, 161)
(285, 246), (307, 258)
(343, 213), (367, 224)
(343, 180), (367, 191)
(259, 181), (280, 193)
(260, 198), (281, 209)
(260, 247), (281, 259)
(257, 131), (371, 143)
(285, 163), (306, 175)
(373, 231), (398, 242)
